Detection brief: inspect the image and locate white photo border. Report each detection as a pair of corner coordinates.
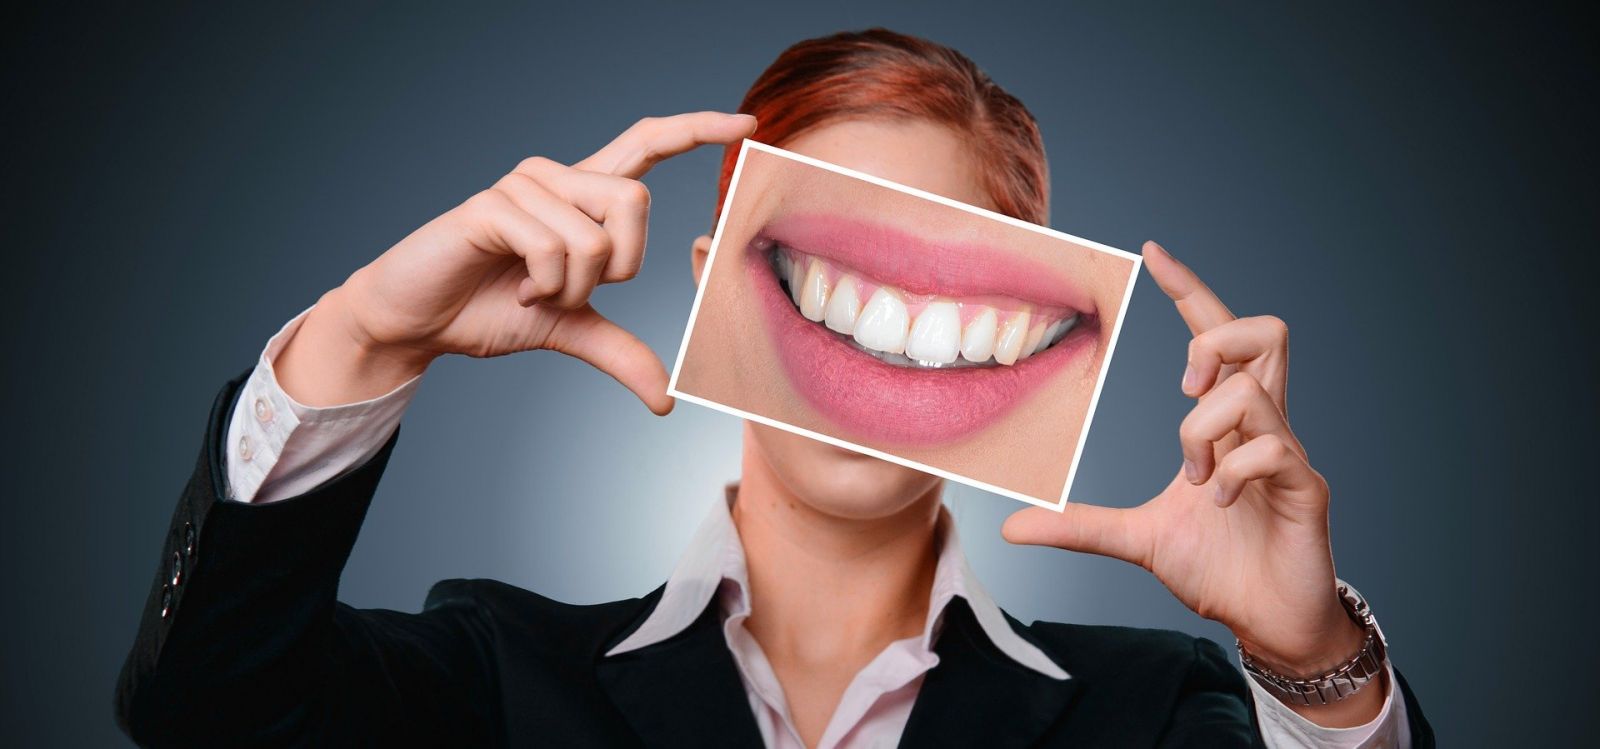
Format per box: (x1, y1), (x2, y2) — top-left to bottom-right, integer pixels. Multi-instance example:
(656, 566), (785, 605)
(667, 140), (1143, 512)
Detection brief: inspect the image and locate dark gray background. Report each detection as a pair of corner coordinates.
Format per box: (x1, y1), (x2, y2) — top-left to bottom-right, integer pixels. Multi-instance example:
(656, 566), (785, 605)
(6, 2), (1596, 745)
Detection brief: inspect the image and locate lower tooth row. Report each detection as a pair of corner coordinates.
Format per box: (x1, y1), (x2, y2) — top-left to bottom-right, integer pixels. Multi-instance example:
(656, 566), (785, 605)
(779, 253), (1078, 367)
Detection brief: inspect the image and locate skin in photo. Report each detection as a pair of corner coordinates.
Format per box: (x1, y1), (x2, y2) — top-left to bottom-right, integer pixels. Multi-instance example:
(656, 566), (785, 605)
(670, 141), (1141, 509)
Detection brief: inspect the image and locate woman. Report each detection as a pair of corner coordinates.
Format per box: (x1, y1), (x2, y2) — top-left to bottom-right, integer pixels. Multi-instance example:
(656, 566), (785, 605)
(115, 29), (1430, 748)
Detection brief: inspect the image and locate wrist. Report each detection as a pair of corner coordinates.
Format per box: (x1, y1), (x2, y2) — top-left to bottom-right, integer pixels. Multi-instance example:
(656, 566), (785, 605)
(275, 287), (435, 407)
(1238, 607), (1367, 677)
(1237, 582), (1391, 727)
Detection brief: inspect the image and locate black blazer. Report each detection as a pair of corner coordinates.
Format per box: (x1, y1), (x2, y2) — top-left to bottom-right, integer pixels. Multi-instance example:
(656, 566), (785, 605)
(115, 375), (1433, 747)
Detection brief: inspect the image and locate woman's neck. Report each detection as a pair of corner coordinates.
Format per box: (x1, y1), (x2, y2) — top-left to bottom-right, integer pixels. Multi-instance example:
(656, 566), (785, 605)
(730, 440), (942, 668)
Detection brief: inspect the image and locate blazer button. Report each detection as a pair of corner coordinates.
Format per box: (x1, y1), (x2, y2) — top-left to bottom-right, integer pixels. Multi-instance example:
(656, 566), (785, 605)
(183, 522), (197, 558)
(169, 550), (184, 587)
(159, 584), (173, 619)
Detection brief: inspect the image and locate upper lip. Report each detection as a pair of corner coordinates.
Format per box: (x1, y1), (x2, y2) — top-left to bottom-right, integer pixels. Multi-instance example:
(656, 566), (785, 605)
(758, 212), (1095, 314)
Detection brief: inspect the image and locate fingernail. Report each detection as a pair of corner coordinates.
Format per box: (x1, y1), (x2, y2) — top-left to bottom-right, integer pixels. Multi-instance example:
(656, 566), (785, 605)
(1181, 364), (1196, 394)
(1183, 459), (1198, 483)
(1213, 484), (1227, 506)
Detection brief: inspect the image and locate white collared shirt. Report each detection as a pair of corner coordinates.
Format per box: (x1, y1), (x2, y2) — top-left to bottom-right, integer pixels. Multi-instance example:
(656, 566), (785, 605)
(606, 485), (1067, 748)
(227, 309), (1410, 748)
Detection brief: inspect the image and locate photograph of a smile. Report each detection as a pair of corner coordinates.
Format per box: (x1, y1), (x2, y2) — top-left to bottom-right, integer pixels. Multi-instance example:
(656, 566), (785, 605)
(744, 212), (1101, 451)
(672, 143), (1139, 507)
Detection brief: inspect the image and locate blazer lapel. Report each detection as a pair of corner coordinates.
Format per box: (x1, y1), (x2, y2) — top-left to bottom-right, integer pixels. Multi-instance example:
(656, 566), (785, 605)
(899, 599), (1080, 747)
(596, 599), (766, 747)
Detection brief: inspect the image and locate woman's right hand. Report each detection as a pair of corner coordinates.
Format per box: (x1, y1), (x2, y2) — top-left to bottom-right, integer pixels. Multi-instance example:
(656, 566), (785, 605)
(273, 112), (756, 412)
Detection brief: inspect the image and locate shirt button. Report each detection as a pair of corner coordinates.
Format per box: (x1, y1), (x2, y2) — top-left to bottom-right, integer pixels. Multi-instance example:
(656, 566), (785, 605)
(183, 522), (197, 558)
(159, 584), (173, 619)
(253, 397), (273, 423)
(238, 434), (253, 461)
(170, 550), (184, 587)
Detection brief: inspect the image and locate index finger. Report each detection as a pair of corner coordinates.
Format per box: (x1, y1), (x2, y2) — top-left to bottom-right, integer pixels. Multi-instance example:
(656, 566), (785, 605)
(1142, 240), (1235, 335)
(575, 112), (757, 179)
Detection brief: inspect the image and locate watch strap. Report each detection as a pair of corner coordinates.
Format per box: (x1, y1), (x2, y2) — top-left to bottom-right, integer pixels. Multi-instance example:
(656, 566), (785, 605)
(1238, 583), (1389, 707)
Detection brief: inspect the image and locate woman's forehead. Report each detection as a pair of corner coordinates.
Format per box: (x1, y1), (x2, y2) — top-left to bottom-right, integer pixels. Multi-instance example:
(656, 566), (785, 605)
(777, 119), (999, 213)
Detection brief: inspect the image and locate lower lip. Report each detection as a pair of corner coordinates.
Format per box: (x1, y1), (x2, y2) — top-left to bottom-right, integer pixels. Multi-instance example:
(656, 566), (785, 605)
(747, 245), (1095, 447)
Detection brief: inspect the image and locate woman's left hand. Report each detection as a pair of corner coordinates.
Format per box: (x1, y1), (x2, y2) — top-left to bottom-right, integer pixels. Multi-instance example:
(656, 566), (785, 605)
(1003, 241), (1379, 720)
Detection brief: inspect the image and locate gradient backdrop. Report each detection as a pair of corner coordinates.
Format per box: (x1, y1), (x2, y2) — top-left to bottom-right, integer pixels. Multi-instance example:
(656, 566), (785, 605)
(6, 3), (1596, 745)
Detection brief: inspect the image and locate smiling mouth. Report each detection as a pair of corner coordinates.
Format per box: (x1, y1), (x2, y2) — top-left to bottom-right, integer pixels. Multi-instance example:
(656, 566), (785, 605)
(770, 245), (1081, 369)
(746, 213), (1099, 448)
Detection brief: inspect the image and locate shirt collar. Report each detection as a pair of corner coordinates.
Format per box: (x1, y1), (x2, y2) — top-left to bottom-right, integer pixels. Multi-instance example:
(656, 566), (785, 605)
(606, 485), (1069, 681)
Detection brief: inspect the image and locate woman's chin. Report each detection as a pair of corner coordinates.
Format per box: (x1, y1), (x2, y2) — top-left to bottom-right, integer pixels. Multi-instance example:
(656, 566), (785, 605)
(803, 489), (938, 521)
(752, 425), (942, 521)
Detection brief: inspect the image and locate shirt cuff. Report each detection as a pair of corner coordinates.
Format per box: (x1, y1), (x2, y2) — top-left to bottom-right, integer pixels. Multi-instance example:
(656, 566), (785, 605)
(1250, 660), (1410, 749)
(224, 307), (422, 504)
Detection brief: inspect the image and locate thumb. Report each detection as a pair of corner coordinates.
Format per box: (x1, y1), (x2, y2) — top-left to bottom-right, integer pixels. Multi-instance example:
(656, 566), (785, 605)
(1002, 503), (1150, 568)
(544, 305), (675, 416)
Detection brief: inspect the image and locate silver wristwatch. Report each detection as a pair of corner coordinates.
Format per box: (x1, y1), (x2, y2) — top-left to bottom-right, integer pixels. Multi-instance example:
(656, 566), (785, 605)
(1237, 582), (1388, 706)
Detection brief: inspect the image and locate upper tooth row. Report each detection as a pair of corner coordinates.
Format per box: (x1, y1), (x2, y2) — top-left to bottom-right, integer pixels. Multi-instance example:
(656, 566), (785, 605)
(781, 254), (1078, 366)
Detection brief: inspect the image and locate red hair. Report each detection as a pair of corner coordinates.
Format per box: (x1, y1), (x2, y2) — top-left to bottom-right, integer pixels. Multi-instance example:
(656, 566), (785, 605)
(717, 28), (1049, 225)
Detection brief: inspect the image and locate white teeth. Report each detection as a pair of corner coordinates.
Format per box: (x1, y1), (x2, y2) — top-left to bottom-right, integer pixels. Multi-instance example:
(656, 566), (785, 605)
(905, 300), (961, 364)
(960, 308), (998, 362)
(799, 259), (829, 322)
(1020, 320), (1048, 359)
(1057, 314), (1079, 341)
(787, 257), (804, 306)
(993, 309), (1031, 366)
(778, 250), (1080, 368)
(824, 275), (862, 334)
(1042, 320), (1063, 350)
(853, 287), (910, 354)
